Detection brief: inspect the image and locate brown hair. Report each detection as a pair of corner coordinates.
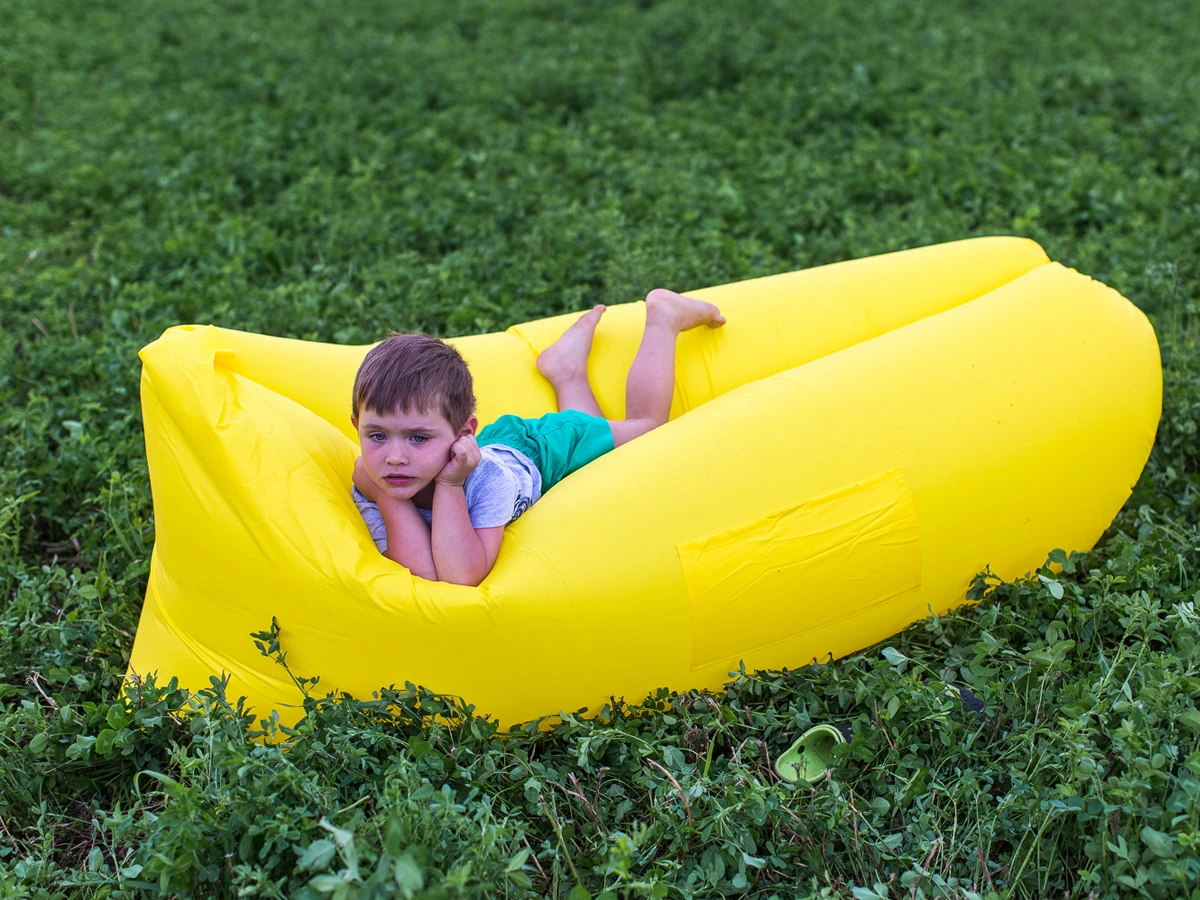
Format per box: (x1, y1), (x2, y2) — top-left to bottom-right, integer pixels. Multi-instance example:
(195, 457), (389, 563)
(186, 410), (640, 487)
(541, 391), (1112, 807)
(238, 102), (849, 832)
(351, 333), (476, 428)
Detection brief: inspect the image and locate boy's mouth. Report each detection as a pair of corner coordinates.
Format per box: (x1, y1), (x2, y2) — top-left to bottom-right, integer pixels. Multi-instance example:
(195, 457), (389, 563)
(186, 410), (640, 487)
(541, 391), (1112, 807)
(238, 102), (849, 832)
(384, 475), (416, 486)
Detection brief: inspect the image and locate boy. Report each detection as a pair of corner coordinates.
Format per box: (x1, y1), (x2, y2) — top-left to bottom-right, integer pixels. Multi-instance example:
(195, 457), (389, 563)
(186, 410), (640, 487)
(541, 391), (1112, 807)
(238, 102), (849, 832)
(351, 288), (725, 585)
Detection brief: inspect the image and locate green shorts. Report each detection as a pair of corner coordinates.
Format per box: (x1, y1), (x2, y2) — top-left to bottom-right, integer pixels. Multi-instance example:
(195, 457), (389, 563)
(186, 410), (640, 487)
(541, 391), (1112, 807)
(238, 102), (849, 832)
(477, 411), (615, 494)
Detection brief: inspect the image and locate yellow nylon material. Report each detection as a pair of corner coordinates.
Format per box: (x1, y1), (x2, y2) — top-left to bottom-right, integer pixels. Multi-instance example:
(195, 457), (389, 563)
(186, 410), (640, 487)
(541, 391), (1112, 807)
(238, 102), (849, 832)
(678, 468), (922, 670)
(129, 237), (1161, 725)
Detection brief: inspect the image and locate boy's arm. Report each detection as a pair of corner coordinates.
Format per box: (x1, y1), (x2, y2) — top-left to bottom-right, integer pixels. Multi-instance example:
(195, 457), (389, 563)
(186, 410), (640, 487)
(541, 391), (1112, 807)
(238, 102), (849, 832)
(354, 456), (438, 580)
(429, 433), (504, 586)
(377, 496), (439, 581)
(430, 482), (504, 586)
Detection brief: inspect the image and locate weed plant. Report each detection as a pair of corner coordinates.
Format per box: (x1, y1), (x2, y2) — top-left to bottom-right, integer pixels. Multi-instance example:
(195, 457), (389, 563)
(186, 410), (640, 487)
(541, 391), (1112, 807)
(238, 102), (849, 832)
(2, 0), (1200, 897)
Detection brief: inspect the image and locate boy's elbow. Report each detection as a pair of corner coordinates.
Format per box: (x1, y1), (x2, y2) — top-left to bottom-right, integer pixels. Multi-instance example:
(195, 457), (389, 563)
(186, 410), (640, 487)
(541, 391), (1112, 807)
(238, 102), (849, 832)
(443, 559), (494, 587)
(443, 568), (488, 587)
(385, 549), (438, 581)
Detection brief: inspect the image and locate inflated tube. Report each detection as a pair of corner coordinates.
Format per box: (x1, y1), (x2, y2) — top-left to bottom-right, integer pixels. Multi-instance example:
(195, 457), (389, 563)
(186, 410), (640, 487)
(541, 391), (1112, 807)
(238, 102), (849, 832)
(129, 237), (1161, 725)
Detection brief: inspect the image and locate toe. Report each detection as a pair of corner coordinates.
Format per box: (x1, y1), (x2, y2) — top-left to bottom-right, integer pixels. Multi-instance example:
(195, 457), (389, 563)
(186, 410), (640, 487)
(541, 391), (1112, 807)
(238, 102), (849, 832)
(578, 304), (606, 324)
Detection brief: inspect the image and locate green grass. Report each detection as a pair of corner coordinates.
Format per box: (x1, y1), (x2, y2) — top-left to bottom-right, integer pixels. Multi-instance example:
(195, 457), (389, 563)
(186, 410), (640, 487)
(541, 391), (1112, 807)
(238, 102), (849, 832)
(3, 0), (1200, 896)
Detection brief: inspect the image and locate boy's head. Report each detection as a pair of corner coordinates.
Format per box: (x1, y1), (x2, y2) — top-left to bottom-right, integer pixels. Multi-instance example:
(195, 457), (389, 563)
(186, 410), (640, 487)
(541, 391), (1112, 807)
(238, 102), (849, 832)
(351, 333), (479, 501)
(352, 332), (476, 429)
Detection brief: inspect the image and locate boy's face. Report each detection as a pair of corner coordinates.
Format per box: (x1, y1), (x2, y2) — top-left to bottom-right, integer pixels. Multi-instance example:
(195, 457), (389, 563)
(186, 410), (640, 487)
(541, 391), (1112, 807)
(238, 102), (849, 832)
(354, 405), (478, 504)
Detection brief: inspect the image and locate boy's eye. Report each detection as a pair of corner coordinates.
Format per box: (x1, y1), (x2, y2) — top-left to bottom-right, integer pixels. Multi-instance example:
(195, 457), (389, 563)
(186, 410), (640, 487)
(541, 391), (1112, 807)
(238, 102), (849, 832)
(410, 434), (428, 444)
(369, 433), (386, 442)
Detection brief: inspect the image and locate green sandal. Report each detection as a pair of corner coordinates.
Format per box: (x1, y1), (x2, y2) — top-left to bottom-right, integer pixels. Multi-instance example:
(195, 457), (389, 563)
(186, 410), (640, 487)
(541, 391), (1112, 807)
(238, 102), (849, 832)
(775, 724), (846, 785)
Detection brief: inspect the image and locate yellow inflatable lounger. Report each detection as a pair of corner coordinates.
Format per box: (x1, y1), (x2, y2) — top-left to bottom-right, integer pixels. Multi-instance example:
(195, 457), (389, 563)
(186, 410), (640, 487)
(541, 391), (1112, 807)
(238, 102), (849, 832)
(130, 237), (1161, 726)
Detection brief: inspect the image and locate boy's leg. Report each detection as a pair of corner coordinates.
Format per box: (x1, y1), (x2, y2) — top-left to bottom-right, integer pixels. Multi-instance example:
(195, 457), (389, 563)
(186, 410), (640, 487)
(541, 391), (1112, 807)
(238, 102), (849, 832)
(609, 289), (724, 449)
(536, 305), (606, 416)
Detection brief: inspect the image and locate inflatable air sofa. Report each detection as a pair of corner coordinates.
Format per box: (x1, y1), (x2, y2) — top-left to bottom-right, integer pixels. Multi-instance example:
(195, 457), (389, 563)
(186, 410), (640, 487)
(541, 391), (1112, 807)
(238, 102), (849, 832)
(129, 237), (1161, 725)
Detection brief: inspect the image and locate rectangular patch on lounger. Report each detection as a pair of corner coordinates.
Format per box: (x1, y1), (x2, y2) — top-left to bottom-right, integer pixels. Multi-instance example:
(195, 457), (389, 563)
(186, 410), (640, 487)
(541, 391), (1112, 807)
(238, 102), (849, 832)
(678, 467), (921, 671)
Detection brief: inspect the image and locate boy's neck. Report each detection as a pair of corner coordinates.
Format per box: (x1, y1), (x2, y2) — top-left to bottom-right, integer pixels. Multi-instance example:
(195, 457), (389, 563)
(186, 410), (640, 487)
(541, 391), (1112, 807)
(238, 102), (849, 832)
(413, 483), (435, 510)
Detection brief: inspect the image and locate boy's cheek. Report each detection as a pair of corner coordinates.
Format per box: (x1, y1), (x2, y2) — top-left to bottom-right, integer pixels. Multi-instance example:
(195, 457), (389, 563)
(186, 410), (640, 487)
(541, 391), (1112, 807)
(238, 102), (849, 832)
(360, 456), (388, 486)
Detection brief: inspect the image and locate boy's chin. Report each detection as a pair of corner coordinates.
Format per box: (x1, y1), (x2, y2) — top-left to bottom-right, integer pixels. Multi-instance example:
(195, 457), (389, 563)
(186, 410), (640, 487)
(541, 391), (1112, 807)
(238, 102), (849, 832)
(380, 478), (429, 499)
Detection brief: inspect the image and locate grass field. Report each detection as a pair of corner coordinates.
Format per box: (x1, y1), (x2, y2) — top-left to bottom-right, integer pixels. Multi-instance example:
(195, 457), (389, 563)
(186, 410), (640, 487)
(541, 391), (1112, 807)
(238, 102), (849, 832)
(3, 0), (1200, 896)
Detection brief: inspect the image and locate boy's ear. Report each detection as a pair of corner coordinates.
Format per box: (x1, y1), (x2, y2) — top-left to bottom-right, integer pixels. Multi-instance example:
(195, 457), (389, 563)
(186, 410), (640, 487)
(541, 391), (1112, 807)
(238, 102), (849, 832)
(350, 414), (358, 429)
(461, 414), (479, 436)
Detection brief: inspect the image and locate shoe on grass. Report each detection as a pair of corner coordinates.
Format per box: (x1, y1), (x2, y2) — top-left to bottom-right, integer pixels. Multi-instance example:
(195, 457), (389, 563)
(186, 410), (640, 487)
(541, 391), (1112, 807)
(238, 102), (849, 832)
(774, 724), (846, 785)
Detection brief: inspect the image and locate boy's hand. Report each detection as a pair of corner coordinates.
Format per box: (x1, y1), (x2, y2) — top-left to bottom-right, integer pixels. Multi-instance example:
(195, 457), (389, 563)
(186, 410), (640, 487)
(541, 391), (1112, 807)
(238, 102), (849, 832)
(435, 435), (481, 487)
(353, 456), (379, 502)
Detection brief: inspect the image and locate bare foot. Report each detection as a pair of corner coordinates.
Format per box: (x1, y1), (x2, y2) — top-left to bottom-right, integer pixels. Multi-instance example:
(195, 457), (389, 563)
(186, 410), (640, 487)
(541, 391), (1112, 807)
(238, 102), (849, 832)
(645, 289), (726, 331)
(537, 304), (606, 383)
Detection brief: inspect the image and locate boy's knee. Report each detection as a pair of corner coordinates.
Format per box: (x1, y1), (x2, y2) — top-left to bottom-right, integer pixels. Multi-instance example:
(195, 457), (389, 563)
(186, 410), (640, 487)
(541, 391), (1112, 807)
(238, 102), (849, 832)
(609, 417), (661, 449)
